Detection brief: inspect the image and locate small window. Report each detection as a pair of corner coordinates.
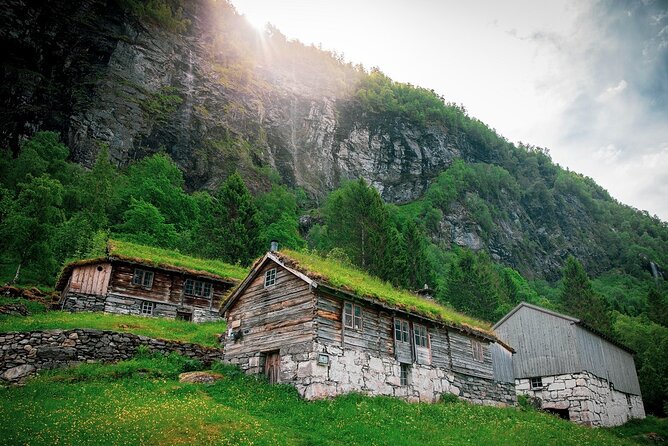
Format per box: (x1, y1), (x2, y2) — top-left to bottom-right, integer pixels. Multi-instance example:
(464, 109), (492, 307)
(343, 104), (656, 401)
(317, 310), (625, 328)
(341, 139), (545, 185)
(400, 363), (411, 386)
(140, 300), (154, 316)
(530, 377), (543, 389)
(394, 319), (410, 343)
(626, 394), (632, 409)
(264, 268), (277, 287)
(184, 279), (212, 297)
(414, 324), (429, 348)
(132, 269), (154, 289)
(343, 302), (362, 330)
(471, 340), (484, 362)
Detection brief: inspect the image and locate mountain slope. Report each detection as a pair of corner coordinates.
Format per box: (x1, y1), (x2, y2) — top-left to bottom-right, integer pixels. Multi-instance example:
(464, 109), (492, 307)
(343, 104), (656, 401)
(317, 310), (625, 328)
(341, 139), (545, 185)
(0, 0), (666, 280)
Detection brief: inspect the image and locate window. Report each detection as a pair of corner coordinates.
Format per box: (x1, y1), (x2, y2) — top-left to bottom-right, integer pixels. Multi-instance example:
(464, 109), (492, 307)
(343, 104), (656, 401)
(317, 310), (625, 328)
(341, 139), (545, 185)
(530, 377), (543, 389)
(343, 302), (362, 330)
(394, 319), (410, 343)
(626, 394), (632, 409)
(400, 363), (411, 386)
(140, 300), (154, 316)
(471, 340), (484, 362)
(132, 269), (154, 289)
(264, 268), (277, 287)
(184, 279), (212, 297)
(414, 324), (429, 348)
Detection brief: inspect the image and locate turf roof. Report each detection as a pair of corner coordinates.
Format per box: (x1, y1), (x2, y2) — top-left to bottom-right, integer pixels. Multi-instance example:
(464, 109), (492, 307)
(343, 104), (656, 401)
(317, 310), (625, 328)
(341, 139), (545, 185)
(55, 240), (248, 290)
(275, 250), (493, 336)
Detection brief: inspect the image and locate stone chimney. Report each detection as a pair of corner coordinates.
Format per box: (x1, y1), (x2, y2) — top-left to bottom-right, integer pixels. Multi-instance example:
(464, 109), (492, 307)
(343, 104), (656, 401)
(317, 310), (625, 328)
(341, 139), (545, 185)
(270, 240), (279, 252)
(416, 283), (434, 301)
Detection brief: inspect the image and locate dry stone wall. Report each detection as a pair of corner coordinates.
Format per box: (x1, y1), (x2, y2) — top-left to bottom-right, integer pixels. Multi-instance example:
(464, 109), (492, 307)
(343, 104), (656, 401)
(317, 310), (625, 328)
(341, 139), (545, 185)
(516, 371), (645, 427)
(0, 329), (224, 382)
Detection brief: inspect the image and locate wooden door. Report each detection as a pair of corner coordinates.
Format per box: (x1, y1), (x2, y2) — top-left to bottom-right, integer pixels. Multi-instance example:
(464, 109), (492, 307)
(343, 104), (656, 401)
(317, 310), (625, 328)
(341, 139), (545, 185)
(264, 351), (280, 384)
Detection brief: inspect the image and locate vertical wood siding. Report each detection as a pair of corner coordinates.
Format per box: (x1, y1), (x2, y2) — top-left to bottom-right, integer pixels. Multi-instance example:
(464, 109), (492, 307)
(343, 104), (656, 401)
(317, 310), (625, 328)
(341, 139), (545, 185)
(574, 326), (641, 395)
(495, 305), (581, 378)
(69, 263), (111, 296)
(225, 262), (316, 356)
(490, 342), (514, 383)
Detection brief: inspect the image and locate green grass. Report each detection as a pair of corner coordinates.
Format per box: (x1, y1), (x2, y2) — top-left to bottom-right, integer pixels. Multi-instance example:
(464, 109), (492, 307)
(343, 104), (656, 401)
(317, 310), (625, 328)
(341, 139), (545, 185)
(609, 416), (668, 444)
(0, 355), (638, 446)
(0, 311), (226, 347)
(108, 239), (250, 281)
(281, 250), (492, 333)
(0, 296), (48, 314)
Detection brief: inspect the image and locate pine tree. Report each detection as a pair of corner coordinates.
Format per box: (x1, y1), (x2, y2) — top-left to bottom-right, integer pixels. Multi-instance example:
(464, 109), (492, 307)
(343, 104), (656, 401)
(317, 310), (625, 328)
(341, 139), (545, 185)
(205, 172), (261, 266)
(560, 256), (612, 334)
(444, 250), (501, 322)
(323, 178), (395, 279)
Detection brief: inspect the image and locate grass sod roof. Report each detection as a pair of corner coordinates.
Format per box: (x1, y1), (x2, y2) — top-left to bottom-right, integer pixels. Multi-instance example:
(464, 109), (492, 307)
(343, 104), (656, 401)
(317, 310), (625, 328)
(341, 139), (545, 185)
(275, 250), (494, 338)
(55, 240), (249, 290)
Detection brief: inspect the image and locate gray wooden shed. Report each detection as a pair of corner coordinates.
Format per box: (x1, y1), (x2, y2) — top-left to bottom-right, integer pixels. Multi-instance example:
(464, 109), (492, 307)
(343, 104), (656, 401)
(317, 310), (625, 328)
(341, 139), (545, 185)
(493, 302), (645, 426)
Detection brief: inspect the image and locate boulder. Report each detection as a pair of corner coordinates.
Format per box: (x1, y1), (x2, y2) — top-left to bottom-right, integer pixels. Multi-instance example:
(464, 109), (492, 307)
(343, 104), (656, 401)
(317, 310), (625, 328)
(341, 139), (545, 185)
(1, 364), (36, 381)
(178, 371), (224, 384)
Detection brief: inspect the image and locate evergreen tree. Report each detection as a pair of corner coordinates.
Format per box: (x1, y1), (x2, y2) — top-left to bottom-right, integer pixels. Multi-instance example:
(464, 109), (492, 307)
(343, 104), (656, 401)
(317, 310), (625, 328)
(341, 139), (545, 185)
(82, 145), (116, 230)
(443, 250), (501, 322)
(398, 221), (428, 289)
(560, 256), (612, 334)
(203, 172), (261, 266)
(323, 178), (395, 279)
(256, 184), (305, 250)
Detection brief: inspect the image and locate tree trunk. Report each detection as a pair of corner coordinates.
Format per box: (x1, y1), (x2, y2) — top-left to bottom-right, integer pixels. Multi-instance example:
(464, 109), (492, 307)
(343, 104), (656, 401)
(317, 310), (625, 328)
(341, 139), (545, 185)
(10, 262), (21, 285)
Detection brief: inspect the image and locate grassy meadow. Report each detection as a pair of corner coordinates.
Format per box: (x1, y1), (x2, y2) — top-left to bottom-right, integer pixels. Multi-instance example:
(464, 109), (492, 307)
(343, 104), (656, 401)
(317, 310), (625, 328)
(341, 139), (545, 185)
(0, 310), (226, 347)
(0, 352), (652, 446)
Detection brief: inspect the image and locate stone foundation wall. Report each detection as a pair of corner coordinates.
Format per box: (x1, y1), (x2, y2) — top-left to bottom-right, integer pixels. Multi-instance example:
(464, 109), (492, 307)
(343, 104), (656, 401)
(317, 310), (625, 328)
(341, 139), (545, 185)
(453, 372), (516, 406)
(516, 371), (645, 427)
(63, 292), (223, 323)
(62, 292), (106, 312)
(226, 339), (515, 405)
(0, 329), (224, 382)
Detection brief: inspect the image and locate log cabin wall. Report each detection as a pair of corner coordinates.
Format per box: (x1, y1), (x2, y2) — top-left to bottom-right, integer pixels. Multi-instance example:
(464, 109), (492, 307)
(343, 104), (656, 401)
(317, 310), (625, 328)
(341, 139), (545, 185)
(222, 261), (317, 378)
(62, 261), (228, 322)
(306, 291), (510, 404)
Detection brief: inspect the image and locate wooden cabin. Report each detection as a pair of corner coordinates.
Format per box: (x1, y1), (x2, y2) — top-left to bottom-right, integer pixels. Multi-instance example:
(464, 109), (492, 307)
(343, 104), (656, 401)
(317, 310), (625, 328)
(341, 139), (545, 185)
(56, 257), (238, 323)
(220, 251), (516, 404)
(493, 302), (645, 426)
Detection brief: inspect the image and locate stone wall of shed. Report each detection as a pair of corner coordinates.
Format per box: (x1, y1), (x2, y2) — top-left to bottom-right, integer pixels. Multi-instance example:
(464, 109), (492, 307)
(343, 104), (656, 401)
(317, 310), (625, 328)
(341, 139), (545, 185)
(516, 371), (645, 427)
(0, 329), (224, 382)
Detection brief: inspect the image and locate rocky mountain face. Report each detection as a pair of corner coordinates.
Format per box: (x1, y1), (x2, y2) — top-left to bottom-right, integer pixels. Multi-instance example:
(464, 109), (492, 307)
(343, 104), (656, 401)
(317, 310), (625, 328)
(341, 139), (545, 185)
(0, 0), (469, 201)
(1, 0), (665, 280)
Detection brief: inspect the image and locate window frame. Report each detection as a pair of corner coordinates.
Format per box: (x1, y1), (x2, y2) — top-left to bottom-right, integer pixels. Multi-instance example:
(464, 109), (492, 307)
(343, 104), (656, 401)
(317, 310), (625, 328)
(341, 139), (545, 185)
(343, 301), (363, 330)
(394, 318), (410, 344)
(413, 323), (429, 349)
(471, 339), (484, 362)
(132, 269), (154, 289)
(184, 278), (213, 298)
(400, 363), (411, 386)
(140, 300), (154, 316)
(530, 376), (543, 390)
(264, 268), (277, 288)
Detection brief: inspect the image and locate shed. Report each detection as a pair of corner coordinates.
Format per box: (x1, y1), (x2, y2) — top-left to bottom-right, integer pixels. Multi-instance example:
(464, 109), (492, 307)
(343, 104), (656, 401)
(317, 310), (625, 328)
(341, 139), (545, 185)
(494, 302), (645, 426)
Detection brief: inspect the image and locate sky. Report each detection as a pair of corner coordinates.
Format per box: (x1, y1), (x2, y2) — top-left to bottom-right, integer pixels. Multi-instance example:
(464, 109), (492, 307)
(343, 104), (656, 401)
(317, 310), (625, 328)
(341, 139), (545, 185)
(231, 0), (668, 221)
